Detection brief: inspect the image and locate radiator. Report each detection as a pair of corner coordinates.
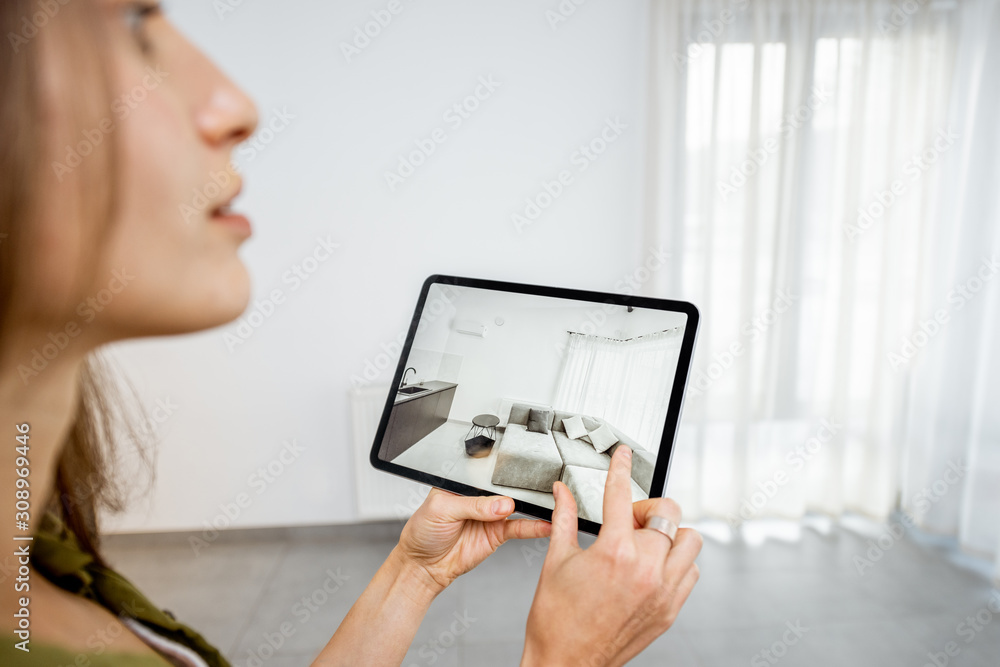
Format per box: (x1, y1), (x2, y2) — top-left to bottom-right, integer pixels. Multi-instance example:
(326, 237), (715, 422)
(350, 384), (430, 520)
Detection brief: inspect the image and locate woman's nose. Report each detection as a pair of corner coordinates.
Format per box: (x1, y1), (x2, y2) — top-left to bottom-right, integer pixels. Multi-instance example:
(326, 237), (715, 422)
(196, 83), (258, 147)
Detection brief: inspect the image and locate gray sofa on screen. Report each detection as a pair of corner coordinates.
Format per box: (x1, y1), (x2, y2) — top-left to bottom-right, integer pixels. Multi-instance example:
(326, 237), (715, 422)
(488, 421), (564, 493)
(490, 402), (656, 517)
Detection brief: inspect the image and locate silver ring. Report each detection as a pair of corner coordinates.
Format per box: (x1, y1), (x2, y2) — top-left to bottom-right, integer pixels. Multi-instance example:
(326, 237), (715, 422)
(645, 515), (678, 545)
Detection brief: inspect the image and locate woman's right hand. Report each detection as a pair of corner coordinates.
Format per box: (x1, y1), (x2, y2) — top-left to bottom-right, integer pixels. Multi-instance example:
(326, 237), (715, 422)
(521, 446), (702, 667)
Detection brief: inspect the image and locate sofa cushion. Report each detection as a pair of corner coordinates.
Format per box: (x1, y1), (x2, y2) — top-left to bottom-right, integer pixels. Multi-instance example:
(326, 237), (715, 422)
(551, 410), (575, 433)
(507, 403), (533, 426)
(588, 423), (619, 453)
(491, 424), (563, 493)
(552, 430), (612, 473)
(562, 415), (588, 440)
(577, 415), (603, 444)
(527, 408), (553, 434)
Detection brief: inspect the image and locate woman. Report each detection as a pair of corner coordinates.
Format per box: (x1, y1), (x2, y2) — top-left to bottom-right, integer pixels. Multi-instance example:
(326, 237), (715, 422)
(0, 1), (702, 665)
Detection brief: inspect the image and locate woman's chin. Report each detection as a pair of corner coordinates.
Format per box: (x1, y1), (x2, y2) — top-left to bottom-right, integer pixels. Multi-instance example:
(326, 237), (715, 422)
(136, 300), (252, 339)
(162, 266), (254, 336)
(206, 267), (254, 329)
(93, 263), (254, 340)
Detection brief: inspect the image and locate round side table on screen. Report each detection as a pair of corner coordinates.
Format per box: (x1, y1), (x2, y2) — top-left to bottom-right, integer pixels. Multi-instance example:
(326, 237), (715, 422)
(465, 414), (500, 458)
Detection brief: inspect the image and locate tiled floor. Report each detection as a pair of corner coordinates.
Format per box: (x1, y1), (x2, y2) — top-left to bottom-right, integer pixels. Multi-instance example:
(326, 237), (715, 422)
(102, 516), (1000, 667)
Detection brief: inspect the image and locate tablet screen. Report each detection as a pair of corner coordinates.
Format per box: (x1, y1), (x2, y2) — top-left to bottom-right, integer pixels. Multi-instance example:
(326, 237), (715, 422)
(371, 275), (697, 533)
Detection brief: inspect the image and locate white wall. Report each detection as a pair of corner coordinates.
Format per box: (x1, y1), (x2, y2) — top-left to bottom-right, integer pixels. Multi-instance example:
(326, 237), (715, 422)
(104, 0), (653, 533)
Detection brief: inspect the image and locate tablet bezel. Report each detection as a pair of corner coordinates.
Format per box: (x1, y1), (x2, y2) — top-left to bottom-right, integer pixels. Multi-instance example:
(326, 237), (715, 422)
(369, 274), (699, 536)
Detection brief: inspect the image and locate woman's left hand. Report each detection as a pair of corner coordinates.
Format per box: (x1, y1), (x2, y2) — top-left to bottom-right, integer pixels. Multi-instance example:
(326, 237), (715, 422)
(397, 488), (552, 593)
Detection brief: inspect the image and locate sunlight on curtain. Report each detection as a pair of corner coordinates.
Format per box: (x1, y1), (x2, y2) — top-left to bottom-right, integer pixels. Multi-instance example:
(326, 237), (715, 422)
(646, 0), (1000, 572)
(553, 329), (683, 453)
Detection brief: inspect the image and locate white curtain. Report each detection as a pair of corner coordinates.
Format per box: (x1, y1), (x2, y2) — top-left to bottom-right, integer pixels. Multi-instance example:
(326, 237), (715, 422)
(554, 330), (683, 453)
(646, 0), (1000, 576)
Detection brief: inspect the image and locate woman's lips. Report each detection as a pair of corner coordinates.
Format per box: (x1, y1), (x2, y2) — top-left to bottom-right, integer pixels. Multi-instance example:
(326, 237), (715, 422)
(210, 206), (252, 238)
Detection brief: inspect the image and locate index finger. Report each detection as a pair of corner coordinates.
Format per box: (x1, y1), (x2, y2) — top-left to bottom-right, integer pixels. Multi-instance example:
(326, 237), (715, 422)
(599, 445), (635, 541)
(630, 497), (682, 531)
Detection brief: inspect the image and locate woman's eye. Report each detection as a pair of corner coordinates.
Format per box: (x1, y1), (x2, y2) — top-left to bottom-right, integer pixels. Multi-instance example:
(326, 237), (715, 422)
(123, 2), (161, 54)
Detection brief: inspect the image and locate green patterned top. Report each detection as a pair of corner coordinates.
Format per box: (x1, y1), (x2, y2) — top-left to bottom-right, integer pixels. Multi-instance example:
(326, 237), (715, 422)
(3, 510), (230, 666)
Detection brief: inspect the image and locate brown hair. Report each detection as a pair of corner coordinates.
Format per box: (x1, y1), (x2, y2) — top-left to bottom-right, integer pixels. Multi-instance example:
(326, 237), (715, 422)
(1, 0), (152, 566)
(57, 356), (154, 565)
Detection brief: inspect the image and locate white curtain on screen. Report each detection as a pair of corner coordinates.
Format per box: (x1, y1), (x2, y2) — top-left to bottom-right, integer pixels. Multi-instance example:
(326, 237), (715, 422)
(554, 330), (683, 453)
(645, 0), (1000, 575)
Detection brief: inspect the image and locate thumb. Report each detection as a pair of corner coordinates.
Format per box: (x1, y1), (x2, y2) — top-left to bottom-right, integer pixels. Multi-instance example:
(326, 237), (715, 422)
(431, 491), (515, 523)
(547, 481), (579, 561)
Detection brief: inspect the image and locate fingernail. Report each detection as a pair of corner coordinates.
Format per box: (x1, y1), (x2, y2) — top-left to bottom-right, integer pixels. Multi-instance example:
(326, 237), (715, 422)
(493, 499), (511, 514)
(621, 446), (632, 459)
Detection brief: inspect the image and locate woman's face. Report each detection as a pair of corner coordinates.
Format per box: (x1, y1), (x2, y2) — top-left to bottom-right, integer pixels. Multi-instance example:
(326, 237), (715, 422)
(30, 0), (259, 346)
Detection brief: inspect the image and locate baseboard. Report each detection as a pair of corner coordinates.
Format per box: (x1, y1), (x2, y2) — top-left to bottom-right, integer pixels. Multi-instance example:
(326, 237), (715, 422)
(100, 518), (407, 548)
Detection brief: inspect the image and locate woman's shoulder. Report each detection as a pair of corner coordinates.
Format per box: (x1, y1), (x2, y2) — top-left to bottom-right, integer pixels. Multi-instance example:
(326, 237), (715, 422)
(0, 634), (171, 666)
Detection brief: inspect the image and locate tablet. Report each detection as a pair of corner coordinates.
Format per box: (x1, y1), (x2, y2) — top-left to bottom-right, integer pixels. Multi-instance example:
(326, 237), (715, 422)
(369, 275), (699, 535)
